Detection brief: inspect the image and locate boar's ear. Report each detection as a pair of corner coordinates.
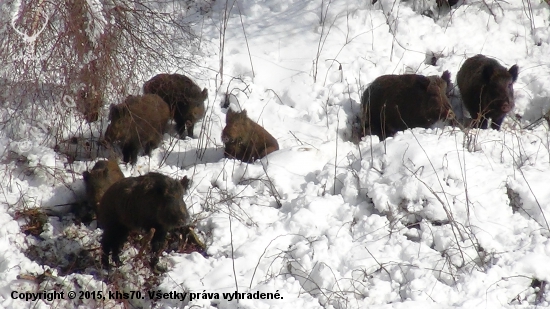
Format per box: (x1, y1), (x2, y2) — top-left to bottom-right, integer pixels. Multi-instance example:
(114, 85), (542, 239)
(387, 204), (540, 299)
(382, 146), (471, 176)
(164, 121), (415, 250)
(441, 70), (451, 85)
(83, 171), (90, 181)
(201, 88), (208, 100)
(100, 168), (110, 178)
(108, 104), (120, 120)
(416, 76), (431, 89)
(508, 65), (519, 82)
(226, 108), (236, 122)
(222, 93), (230, 109)
(482, 65), (494, 81)
(227, 108), (246, 122)
(441, 70), (452, 94)
(180, 176), (191, 193)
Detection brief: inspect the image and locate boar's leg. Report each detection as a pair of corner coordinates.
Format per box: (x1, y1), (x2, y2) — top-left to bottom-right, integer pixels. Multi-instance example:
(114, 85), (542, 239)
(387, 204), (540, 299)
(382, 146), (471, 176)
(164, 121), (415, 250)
(101, 225), (129, 268)
(111, 228), (129, 267)
(173, 113), (188, 138)
(122, 143), (139, 165)
(100, 233), (113, 267)
(185, 120), (195, 138)
(100, 248), (110, 268)
(490, 114), (506, 130)
(479, 115), (490, 129)
(143, 141), (156, 157)
(150, 226), (168, 266)
(366, 109), (384, 140)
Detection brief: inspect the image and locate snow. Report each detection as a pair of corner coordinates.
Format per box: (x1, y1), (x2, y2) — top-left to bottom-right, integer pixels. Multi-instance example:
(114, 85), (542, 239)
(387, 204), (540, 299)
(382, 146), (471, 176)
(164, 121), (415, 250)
(1, 0), (550, 308)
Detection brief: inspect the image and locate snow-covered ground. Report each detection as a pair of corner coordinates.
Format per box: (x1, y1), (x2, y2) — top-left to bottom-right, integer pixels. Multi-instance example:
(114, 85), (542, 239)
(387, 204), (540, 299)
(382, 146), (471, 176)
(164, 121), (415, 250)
(1, 0), (550, 308)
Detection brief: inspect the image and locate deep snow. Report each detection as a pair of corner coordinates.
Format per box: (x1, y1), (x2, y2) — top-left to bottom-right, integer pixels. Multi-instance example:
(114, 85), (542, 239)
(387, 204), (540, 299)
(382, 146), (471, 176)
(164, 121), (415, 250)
(1, 0), (550, 308)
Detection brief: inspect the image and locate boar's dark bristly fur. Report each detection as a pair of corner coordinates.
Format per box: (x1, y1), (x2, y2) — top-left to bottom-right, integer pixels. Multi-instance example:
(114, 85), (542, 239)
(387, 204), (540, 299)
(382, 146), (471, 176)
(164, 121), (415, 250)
(457, 54), (519, 130)
(222, 109), (279, 163)
(360, 71), (452, 140)
(98, 172), (191, 268)
(104, 94), (170, 165)
(143, 73), (208, 138)
(82, 159), (124, 217)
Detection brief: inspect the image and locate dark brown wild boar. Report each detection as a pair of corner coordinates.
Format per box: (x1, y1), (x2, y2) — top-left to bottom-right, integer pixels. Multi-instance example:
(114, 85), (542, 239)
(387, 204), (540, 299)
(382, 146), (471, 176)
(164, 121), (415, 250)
(104, 94), (170, 165)
(360, 71), (452, 140)
(82, 159), (124, 217)
(457, 54), (519, 130)
(222, 109), (279, 163)
(143, 73), (207, 138)
(97, 172), (191, 268)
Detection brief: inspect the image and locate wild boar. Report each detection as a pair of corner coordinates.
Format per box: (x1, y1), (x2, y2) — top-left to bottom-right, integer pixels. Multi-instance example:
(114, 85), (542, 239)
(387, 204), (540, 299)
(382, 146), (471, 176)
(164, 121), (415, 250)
(82, 159), (124, 217)
(98, 172), (191, 268)
(222, 109), (279, 163)
(143, 73), (207, 138)
(104, 94), (170, 165)
(456, 54), (519, 130)
(360, 71), (452, 140)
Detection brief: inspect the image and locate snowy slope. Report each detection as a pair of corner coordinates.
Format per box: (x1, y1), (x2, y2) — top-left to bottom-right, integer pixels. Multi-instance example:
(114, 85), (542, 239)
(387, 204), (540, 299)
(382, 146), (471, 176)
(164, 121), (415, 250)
(1, 0), (550, 308)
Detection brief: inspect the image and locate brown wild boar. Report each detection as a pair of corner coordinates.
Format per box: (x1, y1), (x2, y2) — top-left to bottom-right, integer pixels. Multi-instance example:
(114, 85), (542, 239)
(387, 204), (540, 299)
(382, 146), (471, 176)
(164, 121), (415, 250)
(222, 109), (279, 163)
(97, 172), (191, 268)
(104, 94), (170, 165)
(457, 54), (519, 130)
(360, 71), (452, 140)
(82, 159), (124, 216)
(143, 73), (208, 138)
